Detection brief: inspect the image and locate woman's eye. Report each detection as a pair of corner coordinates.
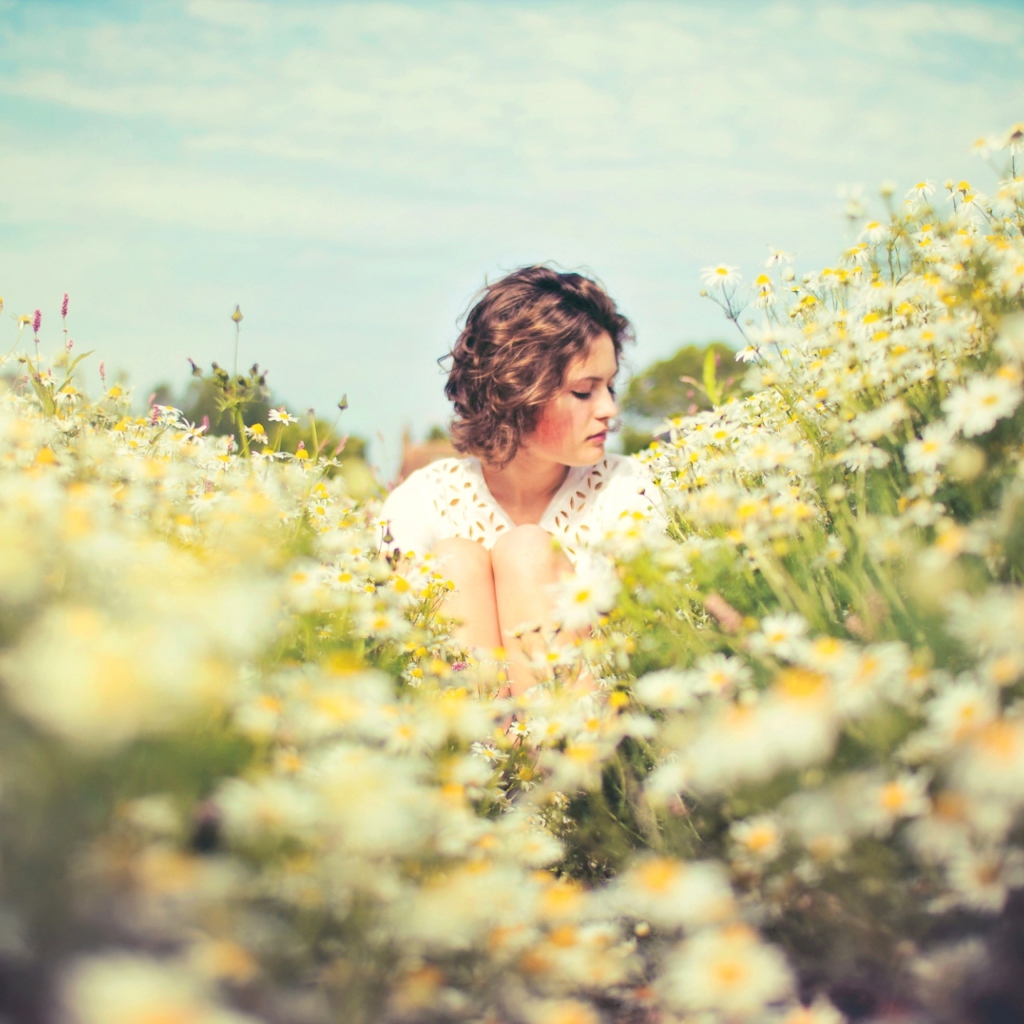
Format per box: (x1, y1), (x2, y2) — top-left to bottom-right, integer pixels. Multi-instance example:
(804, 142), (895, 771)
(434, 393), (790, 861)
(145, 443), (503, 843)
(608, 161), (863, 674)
(608, 386), (617, 398)
(571, 391), (592, 400)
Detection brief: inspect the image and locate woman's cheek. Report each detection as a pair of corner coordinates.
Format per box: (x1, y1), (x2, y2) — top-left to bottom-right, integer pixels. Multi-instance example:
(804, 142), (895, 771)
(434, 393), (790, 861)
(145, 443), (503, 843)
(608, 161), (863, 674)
(533, 403), (574, 449)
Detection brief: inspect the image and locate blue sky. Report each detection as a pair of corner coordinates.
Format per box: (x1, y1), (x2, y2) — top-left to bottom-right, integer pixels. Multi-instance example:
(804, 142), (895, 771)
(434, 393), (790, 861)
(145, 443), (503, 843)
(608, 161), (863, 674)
(1, 0), (1022, 474)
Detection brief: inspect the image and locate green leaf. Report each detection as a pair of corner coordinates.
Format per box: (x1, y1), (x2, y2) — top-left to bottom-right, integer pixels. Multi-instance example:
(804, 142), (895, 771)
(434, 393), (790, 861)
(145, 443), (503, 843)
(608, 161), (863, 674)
(59, 350), (96, 392)
(702, 346), (722, 407)
(64, 349), (95, 378)
(29, 377), (56, 416)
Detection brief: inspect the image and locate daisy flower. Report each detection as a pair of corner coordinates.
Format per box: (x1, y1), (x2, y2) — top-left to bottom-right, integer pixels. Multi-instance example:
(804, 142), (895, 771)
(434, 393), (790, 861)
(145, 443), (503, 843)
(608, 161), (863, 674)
(267, 407), (299, 425)
(944, 846), (1024, 913)
(730, 814), (784, 866)
(660, 923), (794, 1019)
(753, 273), (777, 308)
(904, 422), (956, 474)
(634, 669), (699, 710)
(691, 653), (752, 697)
(748, 613), (809, 660)
(906, 180), (936, 200)
(941, 374), (1023, 437)
(700, 264), (741, 289)
(552, 557), (620, 631)
(612, 856), (735, 930)
(764, 248), (794, 267)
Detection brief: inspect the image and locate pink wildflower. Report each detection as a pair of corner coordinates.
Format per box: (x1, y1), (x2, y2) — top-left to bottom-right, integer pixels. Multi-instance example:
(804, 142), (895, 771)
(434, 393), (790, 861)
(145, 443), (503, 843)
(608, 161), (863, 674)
(705, 593), (743, 633)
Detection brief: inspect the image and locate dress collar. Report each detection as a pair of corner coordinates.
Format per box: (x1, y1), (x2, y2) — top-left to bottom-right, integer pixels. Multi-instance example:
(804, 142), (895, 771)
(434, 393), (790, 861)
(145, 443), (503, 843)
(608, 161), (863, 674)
(466, 458), (592, 529)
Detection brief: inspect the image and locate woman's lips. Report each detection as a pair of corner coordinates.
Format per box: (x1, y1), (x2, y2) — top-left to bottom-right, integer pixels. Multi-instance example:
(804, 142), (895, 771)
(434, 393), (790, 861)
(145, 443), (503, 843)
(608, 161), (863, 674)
(588, 432), (607, 443)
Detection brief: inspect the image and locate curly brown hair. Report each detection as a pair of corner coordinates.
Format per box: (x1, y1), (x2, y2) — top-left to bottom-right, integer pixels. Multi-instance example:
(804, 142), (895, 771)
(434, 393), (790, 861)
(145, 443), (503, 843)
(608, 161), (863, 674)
(442, 266), (633, 468)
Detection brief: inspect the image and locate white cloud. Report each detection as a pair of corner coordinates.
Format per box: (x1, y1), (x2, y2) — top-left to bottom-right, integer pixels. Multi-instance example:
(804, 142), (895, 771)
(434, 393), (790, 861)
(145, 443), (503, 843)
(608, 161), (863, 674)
(5, 0), (1021, 190)
(185, 0), (276, 30)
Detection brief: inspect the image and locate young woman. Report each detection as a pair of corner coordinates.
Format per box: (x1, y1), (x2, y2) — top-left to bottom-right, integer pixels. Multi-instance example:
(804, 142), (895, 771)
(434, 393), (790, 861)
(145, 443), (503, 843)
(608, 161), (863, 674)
(381, 266), (662, 693)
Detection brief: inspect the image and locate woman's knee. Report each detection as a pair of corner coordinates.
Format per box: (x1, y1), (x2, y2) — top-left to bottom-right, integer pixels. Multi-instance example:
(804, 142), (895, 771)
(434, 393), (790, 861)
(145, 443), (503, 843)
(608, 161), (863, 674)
(491, 525), (567, 582)
(432, 537), (493, 587)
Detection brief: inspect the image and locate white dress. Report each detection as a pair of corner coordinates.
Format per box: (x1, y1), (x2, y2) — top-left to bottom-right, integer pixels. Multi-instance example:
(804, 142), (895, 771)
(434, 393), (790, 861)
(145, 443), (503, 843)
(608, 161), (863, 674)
(379, 454), (663, 566)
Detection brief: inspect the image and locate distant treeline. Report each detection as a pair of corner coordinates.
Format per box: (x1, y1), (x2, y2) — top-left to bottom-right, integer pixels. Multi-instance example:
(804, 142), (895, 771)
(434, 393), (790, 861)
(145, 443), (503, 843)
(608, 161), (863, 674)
(150, 376), (367, 464)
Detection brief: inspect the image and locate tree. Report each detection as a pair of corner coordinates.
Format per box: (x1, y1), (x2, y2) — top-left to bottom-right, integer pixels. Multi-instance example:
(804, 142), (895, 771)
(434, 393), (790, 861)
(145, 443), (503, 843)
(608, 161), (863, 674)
(620, 341), (745, 453)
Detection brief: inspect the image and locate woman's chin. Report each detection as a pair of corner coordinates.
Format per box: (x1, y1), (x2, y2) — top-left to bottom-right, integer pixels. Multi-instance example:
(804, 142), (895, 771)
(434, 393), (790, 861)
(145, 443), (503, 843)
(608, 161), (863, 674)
(554, 439), (607, 466)
(576, 441), (606, 463)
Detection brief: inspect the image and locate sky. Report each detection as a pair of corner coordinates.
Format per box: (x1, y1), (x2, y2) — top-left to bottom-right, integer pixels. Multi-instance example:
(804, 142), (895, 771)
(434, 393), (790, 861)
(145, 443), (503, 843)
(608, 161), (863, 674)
(1, 0), (1022, 476)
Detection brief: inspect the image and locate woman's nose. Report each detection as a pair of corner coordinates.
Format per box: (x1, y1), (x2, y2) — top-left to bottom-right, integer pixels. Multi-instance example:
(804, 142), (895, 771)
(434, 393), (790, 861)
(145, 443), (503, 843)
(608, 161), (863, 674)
(598, 386), (618, 420)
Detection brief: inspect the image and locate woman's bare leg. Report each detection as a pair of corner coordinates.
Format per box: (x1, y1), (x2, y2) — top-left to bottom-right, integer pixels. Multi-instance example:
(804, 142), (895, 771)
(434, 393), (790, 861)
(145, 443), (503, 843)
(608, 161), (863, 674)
(490, 525), (575, 695)
(432, 536), (503, 660)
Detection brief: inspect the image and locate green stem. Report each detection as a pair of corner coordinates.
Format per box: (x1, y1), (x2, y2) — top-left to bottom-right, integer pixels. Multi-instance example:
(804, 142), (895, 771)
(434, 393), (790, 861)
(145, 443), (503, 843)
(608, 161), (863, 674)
(234, 407), (251, 459)
(309, 413), (319, 462)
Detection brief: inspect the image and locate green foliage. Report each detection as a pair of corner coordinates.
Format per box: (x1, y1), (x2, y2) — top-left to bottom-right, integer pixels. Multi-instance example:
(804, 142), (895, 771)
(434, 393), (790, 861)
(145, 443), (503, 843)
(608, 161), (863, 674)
(620, 340), (746, 451)
(174, 375), (272, 434)
(621, 341), (739, 420)
(152, 373), (368, 465)
(620, 424), (656, 455)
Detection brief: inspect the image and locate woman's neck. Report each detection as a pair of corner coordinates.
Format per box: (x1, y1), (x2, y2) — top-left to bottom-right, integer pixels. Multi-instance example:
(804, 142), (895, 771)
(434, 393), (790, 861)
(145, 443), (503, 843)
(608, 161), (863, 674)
(480, 448), (570, 522)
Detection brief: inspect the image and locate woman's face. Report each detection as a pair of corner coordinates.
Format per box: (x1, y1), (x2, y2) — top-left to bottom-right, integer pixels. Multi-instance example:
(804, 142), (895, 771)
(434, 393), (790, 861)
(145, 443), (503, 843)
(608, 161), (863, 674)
(523, 331), (619, 466)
